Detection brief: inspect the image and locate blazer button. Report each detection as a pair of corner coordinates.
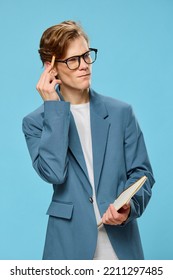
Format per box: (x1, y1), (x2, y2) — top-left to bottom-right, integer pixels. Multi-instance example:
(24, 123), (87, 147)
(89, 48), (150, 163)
(89, 197), (93, 203)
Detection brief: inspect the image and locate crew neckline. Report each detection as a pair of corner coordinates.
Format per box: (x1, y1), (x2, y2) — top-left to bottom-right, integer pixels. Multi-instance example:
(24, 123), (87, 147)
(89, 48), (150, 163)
(70, 102), (90, 109)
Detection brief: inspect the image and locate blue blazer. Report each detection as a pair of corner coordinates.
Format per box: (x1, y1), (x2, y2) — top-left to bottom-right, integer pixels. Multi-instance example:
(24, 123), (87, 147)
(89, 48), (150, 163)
(22, 88), (155, 260)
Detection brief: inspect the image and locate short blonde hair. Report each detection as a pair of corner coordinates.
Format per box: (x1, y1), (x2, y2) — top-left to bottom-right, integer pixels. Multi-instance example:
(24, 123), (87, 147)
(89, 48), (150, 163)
(38, 20), (89, 64)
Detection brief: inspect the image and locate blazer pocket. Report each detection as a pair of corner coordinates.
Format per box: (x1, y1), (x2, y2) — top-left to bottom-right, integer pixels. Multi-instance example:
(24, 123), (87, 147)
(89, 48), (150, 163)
(46, 201), (74, 220)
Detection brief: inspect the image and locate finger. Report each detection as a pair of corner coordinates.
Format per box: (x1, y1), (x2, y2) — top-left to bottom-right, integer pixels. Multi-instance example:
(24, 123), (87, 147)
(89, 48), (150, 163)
(51, 78), (62, 89)
(121, 202), (130, 210)
(118, 204), (130, 214)
(102, 204), (130, 226)
(37, 76), (59, 100)
(103, 207), (116, 225)
(36, 67), (52, 93)
(109, 204), (127, 224)
(109, 204), (118, 219)
(118, 206), (131, 223)
(102, 212), (110, 224)
(40, 72), (58, 94)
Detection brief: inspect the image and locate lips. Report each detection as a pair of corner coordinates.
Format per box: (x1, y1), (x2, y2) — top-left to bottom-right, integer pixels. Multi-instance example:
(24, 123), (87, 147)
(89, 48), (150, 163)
(78, 73), (91, 78)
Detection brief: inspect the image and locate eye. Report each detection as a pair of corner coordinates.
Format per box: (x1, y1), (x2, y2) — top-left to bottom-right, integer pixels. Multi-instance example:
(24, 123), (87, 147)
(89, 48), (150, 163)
(84, 51), (92, 63)
(67, 57), (78, 63)
(84, 52), (90, 59)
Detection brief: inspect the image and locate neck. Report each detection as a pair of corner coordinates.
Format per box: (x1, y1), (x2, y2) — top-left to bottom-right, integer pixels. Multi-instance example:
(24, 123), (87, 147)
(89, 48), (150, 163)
(60, 87), (90, 105)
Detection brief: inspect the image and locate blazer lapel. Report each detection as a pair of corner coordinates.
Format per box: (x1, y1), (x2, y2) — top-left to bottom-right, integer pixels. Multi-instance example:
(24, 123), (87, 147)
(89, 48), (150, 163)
(90, 89), (110, 193)
(68, 113), (91, 188)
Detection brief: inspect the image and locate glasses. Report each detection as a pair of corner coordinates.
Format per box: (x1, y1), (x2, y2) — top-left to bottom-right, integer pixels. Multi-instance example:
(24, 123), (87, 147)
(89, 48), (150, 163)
(55, 48), (98, 70)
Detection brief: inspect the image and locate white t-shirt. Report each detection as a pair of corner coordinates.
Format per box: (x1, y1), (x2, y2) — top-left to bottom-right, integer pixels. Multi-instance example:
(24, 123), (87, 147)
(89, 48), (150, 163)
(71, 102), (118, 260)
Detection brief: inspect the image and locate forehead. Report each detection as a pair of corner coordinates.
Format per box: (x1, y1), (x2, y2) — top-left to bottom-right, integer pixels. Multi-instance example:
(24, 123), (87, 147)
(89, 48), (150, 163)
(64, 36), (89, 58)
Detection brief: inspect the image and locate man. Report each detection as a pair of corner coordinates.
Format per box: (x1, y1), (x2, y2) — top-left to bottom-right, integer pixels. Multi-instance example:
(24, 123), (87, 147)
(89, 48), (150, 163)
(22, 20), (155, 259)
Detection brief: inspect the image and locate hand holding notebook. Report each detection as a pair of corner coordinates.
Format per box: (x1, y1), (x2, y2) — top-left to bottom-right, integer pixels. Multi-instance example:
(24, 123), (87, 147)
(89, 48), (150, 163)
(98, 175), (147, 227)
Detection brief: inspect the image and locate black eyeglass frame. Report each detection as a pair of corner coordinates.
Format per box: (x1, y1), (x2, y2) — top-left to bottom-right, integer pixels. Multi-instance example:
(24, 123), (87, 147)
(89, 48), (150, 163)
(55, 48), (98, 70)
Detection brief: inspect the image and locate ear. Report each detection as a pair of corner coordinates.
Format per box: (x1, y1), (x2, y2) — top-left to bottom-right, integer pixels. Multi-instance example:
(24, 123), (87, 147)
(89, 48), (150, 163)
(44, 61), (51, 70)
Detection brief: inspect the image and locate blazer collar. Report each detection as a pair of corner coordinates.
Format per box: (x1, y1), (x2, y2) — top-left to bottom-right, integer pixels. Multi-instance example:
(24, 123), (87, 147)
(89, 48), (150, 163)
(89, 88), (109, 119)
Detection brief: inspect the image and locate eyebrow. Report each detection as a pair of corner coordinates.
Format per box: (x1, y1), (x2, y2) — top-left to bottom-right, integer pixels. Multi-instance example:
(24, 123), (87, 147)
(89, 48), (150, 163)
(64, 49), (90, 60)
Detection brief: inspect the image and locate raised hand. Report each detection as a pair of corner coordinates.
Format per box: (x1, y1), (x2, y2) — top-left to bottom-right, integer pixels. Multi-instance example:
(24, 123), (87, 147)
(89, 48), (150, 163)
(36, 63), (62, 101)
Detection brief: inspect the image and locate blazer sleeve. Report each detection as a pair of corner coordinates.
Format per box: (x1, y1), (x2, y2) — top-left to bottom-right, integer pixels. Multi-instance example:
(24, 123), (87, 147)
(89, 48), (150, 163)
(123, 105), (155, 224)
(22, 101), (70, 184)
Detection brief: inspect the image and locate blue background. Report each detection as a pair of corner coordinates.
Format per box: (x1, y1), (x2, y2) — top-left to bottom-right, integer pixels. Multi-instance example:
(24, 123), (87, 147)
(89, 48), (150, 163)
(0, 0), (172, 260)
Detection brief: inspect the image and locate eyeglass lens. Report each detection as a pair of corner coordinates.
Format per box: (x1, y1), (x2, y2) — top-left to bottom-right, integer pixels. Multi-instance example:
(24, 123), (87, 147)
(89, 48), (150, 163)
(67, 50), (96, 70)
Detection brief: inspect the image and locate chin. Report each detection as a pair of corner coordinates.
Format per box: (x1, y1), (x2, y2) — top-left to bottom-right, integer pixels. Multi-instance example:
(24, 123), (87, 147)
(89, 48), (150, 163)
(79, 81), (91, 91)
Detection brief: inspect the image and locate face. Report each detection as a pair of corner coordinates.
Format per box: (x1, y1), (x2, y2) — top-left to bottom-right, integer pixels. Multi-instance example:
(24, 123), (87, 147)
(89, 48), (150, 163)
(56, 36), (92, 93)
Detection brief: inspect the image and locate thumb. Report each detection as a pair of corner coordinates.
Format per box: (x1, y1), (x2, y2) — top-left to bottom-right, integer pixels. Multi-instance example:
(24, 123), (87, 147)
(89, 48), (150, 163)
(122, 203), (130, 209)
